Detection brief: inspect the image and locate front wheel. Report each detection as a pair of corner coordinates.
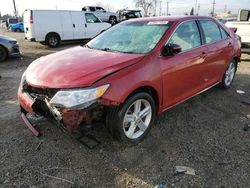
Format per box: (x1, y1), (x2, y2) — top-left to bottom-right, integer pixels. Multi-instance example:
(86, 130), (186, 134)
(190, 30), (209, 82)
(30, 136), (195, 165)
(219, 60), (237, 89)
(106, 92), (156, 144)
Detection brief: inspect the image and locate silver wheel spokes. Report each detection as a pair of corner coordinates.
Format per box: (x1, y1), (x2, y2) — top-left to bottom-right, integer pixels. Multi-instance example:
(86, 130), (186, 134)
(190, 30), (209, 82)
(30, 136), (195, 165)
(123, 99), (152, 139)
(225, 62), (235, 86)
(49, 37), (57, 46)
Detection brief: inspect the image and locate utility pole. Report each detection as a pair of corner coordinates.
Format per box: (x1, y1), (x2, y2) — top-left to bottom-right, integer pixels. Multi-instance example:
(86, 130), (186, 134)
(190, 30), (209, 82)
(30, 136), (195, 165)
(12, 0), (17, 18)
(167, 1), (169, 16)
(224, 4), (227, 12)
(159, 1), (162, 16)
(154, 0), (157, 16)
(197, 3), (200, 15)
(212, 0), (216, 17)
(194, 0), (198, 15)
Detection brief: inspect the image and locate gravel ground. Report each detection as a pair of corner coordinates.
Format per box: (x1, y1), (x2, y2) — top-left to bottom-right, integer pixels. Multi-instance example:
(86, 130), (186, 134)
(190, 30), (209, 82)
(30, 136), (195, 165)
(0, 28), (250, 188)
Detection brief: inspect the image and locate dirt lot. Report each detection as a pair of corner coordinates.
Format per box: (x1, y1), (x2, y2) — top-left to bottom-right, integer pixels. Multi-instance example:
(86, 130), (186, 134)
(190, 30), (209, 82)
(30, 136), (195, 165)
(0, 28), (250, 188)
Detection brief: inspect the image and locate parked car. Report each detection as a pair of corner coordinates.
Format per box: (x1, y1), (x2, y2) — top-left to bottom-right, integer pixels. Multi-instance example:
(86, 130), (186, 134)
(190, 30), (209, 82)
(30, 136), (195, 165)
(117, 9), (142, 22)
(82, 6), (118, 25)
(226, 9), (250, 48)
(0, 35), (20, 62)
(23, 9), (111, 47)
(6, 18), (18, 28)
(18, 16), (241, 143)
(8, 22), (24, 32)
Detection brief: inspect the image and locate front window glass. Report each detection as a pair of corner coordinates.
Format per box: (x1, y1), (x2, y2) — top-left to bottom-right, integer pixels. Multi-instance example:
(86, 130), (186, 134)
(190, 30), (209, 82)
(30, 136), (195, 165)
(89, 7), (96, 11)
(85, 13), (101, 23)
(220, 27), (229, 39)
(200, 20), (221, 44)
(168, 21), (201, 51)
(88, 21), (172, 54)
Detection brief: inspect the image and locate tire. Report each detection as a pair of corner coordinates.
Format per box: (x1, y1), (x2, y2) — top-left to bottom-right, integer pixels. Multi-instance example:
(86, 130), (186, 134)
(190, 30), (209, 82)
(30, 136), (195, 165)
(15, 28), (21, 32)
(46, 34), (60, 48)
(219, 59), (237, 89)
(109, 16), (117, 25)
(106, 92), (156, 144)
(0, 46), (8, 62)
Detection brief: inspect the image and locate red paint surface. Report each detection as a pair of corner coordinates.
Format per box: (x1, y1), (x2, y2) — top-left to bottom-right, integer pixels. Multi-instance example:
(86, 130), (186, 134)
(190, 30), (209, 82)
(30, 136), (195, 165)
(19, 16), (241, 115)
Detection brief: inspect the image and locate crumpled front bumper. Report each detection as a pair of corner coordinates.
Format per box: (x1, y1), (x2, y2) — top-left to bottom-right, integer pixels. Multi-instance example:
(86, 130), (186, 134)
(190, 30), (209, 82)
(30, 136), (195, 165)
(18, 86), (100, 136)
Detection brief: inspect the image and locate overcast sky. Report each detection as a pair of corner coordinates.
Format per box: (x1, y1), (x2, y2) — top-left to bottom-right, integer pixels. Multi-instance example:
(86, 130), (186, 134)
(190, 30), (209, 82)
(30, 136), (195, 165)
(1, 0), (250, 16)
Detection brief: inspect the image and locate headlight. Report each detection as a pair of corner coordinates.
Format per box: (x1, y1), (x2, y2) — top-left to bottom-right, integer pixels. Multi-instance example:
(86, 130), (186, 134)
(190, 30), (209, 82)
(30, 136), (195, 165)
(20, 71), (27, 91)
(50, 84), (110, 109)
(9, 40), (17, 45)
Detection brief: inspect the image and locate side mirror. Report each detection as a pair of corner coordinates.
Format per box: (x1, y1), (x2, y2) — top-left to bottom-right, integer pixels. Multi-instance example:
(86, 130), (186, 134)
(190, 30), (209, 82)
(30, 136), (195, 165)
(161, 43), (182, 56)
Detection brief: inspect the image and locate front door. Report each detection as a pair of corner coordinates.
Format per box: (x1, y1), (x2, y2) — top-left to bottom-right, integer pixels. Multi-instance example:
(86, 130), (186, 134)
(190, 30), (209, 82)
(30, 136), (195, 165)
(160, 20), (208, 108)
(85, 13), (102, 38)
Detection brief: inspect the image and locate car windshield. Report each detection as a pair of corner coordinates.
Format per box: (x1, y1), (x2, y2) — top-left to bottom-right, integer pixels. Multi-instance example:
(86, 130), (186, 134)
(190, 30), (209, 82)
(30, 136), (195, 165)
(87, 21), (172, 54)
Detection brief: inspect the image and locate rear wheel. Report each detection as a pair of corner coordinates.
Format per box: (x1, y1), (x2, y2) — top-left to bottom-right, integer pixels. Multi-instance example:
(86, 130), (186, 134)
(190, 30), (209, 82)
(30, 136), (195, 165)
(106, 92), (156, 144)
(15, 28), (21, 32)
(109, 16), (117, 25)
(46, 33), (60, 48)
(0, 46), (8, 62)
(219, 60), (237, 89)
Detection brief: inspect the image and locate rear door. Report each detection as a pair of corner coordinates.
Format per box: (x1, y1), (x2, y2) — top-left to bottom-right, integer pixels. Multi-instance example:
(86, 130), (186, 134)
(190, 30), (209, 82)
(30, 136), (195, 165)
(85, 13), (103, 38)
(198, 19), (233, 83)
(160, 20), (208, 108)
(71, 12), (85, 39)
(23, 10), (35, 40)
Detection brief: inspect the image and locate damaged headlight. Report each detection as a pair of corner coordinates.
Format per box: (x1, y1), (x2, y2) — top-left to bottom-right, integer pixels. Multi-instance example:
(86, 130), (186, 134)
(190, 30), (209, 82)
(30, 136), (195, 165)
(50, 84), (110, 109)
(20, 71), (27, 91)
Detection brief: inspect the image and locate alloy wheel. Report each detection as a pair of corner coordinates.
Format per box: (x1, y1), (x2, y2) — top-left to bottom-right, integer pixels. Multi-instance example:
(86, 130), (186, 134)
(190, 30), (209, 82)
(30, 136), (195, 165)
(123, 99), (152, 139)
(224, 62), (236, 86)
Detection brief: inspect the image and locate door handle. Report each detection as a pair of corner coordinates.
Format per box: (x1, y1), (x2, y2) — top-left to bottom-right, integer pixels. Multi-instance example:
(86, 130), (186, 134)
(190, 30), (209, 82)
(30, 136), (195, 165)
(73, 24), (75, 28)
(85, 23), (87, 28)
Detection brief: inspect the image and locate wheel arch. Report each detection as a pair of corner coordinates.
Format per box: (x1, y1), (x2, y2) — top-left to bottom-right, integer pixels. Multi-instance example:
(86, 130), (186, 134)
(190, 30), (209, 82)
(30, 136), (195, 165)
(123, 85), (160, 111)
(45, 32), (61, 43)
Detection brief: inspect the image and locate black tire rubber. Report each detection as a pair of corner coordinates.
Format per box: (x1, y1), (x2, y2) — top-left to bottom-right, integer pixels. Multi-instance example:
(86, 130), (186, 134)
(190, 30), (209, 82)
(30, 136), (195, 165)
(46, 34), (60, 48)
(0, 46), (8, 62)
(15, 28), (21, 32)
(106, 92), (156, 144)
(219, 59), (237, 89)
(109, 16), (117, 25)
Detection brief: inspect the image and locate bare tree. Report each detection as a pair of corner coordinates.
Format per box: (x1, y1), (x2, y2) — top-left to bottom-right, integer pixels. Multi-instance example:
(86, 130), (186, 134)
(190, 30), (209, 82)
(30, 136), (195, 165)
(134, 0), (154, 16)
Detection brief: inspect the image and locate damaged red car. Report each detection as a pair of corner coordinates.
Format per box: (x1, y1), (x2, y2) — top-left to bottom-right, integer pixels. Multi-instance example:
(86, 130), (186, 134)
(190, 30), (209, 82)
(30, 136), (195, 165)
(18, 16), (241, 143)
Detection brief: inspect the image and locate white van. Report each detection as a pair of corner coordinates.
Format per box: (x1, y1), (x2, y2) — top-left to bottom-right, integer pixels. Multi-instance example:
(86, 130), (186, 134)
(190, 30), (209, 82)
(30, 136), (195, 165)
(226, 9), (250, 48)
(23, 9), (111, 47)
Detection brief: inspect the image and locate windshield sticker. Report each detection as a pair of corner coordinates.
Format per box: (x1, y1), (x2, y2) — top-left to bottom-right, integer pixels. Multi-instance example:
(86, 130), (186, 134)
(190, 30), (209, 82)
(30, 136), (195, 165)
(147, 21), (169, 25)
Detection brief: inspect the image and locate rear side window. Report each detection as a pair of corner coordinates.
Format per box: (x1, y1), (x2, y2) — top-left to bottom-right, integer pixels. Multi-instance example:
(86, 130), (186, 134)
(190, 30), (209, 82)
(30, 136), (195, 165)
(85, 13), (101, 23)
(220, 27), (229, 39)
(168, 21), (201, 51)
(199, 20), (221, 44)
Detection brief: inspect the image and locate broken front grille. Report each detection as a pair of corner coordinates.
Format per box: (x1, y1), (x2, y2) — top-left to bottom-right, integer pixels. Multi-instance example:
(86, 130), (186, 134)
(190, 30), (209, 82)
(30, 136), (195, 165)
(25, 85), (59, 99)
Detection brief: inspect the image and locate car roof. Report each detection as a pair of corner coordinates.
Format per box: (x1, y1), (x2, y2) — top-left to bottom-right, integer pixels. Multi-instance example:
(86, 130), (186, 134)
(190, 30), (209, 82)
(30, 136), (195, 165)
(126, 16), (213, 23)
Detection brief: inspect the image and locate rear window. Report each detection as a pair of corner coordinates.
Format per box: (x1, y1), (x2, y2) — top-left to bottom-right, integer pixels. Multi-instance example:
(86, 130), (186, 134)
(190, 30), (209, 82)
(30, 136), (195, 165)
(89, 7), (96, 11)
(199, 20), (221, 44)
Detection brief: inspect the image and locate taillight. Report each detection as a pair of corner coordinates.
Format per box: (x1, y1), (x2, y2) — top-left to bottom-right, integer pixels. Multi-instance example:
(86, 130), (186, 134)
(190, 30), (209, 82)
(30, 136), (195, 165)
(30, 11), (33, 24)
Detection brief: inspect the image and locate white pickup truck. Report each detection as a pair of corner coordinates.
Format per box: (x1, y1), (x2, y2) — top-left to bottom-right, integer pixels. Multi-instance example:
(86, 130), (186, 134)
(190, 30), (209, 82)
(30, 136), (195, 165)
(82, 6), (119, 25)
(226, 9), (250, 48)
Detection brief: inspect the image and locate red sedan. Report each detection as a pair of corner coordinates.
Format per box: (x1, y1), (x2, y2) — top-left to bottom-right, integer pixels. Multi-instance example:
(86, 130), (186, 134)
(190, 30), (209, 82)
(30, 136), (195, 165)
(18, 16), (241, 143)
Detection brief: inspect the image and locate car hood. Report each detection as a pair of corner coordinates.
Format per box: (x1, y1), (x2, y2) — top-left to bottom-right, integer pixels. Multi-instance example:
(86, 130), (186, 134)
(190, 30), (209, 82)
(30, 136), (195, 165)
(26, 46), (145, 88)
(0, 35), (17, 42)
